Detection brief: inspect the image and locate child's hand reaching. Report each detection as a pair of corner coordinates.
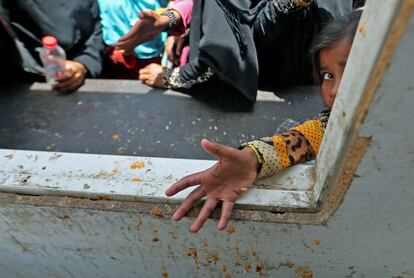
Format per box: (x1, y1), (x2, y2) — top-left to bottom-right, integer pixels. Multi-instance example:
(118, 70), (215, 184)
(165, 139), (259, 233)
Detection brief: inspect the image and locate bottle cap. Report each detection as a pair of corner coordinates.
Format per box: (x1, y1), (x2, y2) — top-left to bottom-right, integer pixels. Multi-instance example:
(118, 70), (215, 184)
(42, 36), (58, 48)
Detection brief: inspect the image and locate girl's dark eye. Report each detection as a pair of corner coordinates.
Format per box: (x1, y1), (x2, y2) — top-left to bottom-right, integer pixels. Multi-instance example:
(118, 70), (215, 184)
(322, 72), (334, 80)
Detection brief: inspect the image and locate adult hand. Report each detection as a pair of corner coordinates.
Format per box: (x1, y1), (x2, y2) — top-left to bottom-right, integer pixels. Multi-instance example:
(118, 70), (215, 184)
(165, 139), (259, 233)
(116, 10), (176, 55)
(53, 60), (87, 93)
(165, 36), (186, 66)
(138, 63), (165, 88)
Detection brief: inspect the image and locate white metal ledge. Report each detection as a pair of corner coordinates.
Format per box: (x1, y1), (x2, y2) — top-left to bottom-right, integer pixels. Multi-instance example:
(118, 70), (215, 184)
(0, 149), (316, 211)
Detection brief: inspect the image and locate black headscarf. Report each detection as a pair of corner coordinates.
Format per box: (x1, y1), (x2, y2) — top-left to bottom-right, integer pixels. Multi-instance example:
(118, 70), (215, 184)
(187, 0), (266, 101)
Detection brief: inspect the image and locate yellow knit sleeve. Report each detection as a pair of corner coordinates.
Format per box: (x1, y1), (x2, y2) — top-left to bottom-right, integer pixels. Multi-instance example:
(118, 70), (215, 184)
(292, 119), (324, 154)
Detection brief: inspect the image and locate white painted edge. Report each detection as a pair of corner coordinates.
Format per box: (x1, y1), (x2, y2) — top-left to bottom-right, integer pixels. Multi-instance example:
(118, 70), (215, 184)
(312, 1), (401, 201)
(0, 149), (316, 210)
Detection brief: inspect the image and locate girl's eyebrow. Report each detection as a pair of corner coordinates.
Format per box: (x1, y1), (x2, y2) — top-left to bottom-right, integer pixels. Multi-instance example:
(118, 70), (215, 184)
(320, 66), (329, 71)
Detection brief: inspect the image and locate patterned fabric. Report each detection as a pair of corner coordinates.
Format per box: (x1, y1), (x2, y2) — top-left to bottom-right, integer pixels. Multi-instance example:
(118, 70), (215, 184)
(163, 66), (214, 89)
(273, 0), (313, 14)
(241, 110), (330, 179)
(292, 119), (324, 154)
(241, 141), (282, 179)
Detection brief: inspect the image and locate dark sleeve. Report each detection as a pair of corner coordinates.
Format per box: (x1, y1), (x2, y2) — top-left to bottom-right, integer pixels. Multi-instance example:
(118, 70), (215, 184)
(71, 1), (104, 78)
(165, 58), (214, 89)
(253, 1), (295, 49)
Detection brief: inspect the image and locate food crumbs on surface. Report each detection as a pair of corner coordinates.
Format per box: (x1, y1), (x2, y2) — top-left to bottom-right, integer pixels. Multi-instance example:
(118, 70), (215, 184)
(161, 266), (169, 278)
(296, 266), (313, 278)
(45, 144), (55, 150)
(226, 226), (236, 234)
(5, 154), (13, 160)
(187, 248), (200, 270)
(78, 131), (85, 138)
(150, 207), (164, 219)
(240, 187), (248, 191)
(256, 263), (264, 274)
(358, 24), (366, 37)
(83, 184), (91, 189)
(131, 178), (143, 183)
(152, 225), (160, 243)
(116, 147), (125, 155)
(112, 134), (121, 142)
(313, 239), (321, 246)
(130, 162), (145, 169)
(243, 261), (251, 272)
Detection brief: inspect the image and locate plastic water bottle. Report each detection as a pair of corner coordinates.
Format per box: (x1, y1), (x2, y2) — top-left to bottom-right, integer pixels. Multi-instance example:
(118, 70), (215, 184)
(39, 36), (66, 84)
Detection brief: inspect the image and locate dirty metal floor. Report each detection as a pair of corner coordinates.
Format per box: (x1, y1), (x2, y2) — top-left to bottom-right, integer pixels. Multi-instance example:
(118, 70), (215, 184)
(0, 80), (324, 160)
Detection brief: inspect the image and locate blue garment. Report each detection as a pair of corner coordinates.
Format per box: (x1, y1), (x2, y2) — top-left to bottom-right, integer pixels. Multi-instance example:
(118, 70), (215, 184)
(97, 0), (169, 59)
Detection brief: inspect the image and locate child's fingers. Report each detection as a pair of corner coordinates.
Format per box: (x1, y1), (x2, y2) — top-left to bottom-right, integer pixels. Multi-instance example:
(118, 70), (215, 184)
(191, 198), (218, 233)
(165, 172), (203, 197)
(217, 201), (234, 230)
(172, 186), (205, 221)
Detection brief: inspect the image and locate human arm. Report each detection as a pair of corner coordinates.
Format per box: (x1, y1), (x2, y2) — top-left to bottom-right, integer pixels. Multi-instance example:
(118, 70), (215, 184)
(253, 0), (314, 49)
(138, 58), (214, 89)
(115, 9), (182, 55)
(165, 139), (259, 233)
(52, 60), (87, 93)
(166, 112), (329, 232)
(70, 0), (104, 78)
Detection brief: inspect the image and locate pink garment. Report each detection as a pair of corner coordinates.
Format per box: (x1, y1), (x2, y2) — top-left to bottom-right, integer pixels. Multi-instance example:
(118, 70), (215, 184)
(169, 0), (193, 36)
(180, 45), (190, 66)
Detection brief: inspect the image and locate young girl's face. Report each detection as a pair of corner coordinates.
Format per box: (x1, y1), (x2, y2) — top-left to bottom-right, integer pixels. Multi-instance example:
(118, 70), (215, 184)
(319, 38), (353, 109)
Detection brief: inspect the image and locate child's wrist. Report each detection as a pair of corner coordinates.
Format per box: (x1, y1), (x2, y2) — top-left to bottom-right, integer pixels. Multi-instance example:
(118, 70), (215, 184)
(242, 145), (262, 174)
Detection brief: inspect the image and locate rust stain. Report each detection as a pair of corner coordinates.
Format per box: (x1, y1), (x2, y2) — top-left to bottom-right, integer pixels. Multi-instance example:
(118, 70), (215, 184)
(358, 23), (367, 37)
(151, 225), (160, 243)
(296, 266), (313, 278)
(313, 239), (321, 246)
(161, 265), (168, 278)
(243, 261), (251, 272)
(212, 251), (220, 265)
(150, 207), (164, 219)
(131, 162), (145, 169)
(135, 219), (143, 240)
(187, 248), (200, 270)
(112, 134), (121, 142)
(226, 226), (236, 234)
(96, 195), (112, 201)
(131, 177), (143, 183)
(256, 262), (264, 275)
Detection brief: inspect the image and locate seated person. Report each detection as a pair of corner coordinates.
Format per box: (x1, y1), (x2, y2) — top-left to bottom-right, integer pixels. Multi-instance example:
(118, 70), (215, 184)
(165, 10), (362, 232)
(97, 0), (170, 79)
(116, 0), (361, 102)
(0, 0), (104, 93)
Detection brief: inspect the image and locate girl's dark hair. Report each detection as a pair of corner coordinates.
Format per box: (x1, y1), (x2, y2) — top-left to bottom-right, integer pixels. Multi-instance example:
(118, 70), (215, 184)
(310, 10), (362, 84)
